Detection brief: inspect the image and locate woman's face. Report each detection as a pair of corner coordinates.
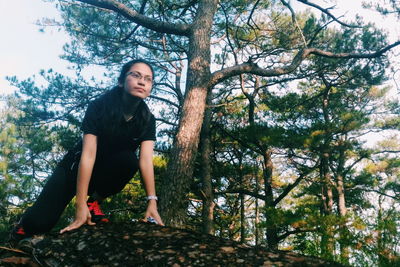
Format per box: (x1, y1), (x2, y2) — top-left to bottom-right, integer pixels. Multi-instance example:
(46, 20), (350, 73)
(121, 62), (153, 99)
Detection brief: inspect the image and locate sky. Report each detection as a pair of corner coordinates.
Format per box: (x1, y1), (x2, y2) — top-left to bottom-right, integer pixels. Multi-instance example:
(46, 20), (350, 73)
(0, 0), (399, 99)
(0, 0), (70, 97)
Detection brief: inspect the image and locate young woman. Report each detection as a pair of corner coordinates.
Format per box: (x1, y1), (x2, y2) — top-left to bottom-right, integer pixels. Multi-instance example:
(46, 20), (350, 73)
(11, 59), (163, 241)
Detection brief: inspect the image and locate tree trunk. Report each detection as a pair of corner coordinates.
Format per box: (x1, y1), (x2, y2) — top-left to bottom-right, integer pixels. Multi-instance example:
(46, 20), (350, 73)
(337, 173), (349, 265)
(320, 151), (335, 260)
(263, 150), (279, 250)
(336, 139), (347, 218)
(255, 162), (260, 246)
(377, 197), (386, 267)
(336, 174), (346, 217)
(199, 92), (215, 235)
(319, 84), (335, 260)
(159, 0), (218, 227)
(336, 142), (349, 265)
(240, 191), (245, 243)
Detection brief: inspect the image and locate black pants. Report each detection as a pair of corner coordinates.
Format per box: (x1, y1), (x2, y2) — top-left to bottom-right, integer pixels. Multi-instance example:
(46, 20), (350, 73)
(20, 149), (139, 235)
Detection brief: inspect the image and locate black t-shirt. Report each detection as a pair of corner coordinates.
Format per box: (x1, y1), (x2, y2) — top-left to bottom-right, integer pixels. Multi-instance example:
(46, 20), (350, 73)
(79, 92), (156, 158)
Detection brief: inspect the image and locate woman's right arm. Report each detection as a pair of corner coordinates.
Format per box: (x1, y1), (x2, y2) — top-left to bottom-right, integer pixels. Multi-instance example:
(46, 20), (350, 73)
(60, 133), (97, 234)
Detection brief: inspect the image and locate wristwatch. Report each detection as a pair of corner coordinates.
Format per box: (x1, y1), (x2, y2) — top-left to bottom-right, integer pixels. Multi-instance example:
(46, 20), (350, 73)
(146, 195), (158, 201)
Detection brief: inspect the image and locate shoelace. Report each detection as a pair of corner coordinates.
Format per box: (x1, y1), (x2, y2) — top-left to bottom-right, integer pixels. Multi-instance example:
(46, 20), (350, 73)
(88, 201), (105, 216)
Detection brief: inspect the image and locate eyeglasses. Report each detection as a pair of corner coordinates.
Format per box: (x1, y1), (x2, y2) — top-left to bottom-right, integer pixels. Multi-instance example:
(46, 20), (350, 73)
(126, 71), (153, 83)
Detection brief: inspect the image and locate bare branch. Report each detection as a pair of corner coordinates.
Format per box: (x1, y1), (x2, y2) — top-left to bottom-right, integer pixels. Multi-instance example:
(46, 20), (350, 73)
(76, 0), (191, 36)
(216, 189), (266, 201)
(273, 173), (306, 206)
(155, 117), (178, 127)
(362, 189), (400, 201)
(372, 150), (400, 154)
(296, 0), (361, 28)
(149, 95), (180, 109)
(280, 0), (307, 46)
(278, 228), (318, 241)
(247, 0), (262, 29)
(308, 42), (400, 58)
(117, 0), (148, 43)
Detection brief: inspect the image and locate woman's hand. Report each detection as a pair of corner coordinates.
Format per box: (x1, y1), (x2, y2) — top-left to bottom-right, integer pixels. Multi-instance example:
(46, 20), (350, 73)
(143, 199), (164, 226)
(61, 133), (97, 234)
(60, 204), (95, 234)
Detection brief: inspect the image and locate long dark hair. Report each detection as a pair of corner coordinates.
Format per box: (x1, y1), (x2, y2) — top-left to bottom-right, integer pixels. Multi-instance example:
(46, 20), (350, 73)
(100, 59), (154, 138)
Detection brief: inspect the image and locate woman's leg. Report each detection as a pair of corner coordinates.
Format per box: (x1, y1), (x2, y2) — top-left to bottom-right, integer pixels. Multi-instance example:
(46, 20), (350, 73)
(19, 160), (77, 236)
(16, 149), (137, 236)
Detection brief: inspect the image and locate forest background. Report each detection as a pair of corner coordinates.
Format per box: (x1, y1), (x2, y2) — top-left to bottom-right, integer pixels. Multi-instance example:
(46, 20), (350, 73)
(0, 0), (399, 266)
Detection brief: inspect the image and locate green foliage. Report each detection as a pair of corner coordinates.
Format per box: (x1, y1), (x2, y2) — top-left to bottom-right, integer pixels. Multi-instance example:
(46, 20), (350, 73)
(365, 0), (400, 19)
(207, 9), (398, 260)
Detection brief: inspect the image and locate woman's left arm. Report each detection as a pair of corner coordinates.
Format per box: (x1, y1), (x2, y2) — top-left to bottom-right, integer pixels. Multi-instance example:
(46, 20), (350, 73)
(139, 140), (164, 225)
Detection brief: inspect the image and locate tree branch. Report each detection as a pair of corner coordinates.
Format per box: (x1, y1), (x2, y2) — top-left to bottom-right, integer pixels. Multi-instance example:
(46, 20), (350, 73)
(296, 0), (361, 28)
(372, 150), (400, 154)
(149, 95), (180, 109)
(209, 49), (311, 87)
(363, 189), (400, 201)
(209, 41), (400, 87)
(280, 0), (307, 46)
(76, 0), (191, 36)
(278, 228), (317, 241)
(216, 189), (266, 201)
(155, 117), (178, 127)
(308, 43), (400, 58)
(273, 173), (306, 206)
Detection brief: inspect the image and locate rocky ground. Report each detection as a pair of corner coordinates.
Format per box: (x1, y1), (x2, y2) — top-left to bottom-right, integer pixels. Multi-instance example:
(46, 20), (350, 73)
(1, 221), (343, 266)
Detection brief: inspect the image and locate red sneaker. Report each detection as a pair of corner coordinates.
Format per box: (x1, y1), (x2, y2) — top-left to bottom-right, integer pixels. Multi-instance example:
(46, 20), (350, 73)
(8, 223), (30, 248)
(87, 200), (109, 223)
